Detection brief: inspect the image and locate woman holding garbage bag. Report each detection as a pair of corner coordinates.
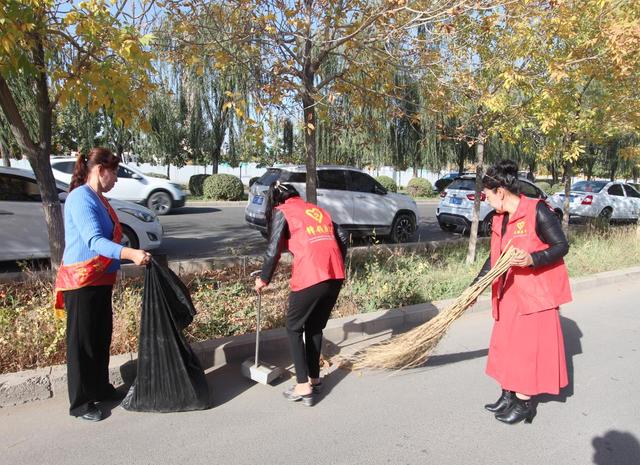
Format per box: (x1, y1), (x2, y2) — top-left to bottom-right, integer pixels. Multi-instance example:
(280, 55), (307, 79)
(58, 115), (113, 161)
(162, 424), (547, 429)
(255, 181), (348, 406)
(54, 148), (151, 422)
(472, 159), (572, 425)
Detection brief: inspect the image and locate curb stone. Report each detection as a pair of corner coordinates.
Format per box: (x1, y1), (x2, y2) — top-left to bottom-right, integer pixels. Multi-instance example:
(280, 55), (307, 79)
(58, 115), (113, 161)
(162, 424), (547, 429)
(1, 265), (639, 408)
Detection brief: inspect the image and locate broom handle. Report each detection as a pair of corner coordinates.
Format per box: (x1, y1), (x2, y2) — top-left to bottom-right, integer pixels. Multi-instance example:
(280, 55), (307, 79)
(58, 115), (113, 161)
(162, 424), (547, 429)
(255, 291), (261, 367)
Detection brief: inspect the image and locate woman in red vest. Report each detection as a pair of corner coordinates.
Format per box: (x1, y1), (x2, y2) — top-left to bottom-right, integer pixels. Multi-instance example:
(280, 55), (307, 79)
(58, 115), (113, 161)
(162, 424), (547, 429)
(255, 182), (348, 406)
(474, 159), (572, 424)
(55, 148), (150, 421)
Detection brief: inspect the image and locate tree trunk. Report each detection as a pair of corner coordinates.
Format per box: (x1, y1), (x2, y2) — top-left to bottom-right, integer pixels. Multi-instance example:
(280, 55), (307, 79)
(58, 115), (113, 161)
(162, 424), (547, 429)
(302, 92), (317, 205)
(562, 161), (572, 235)
(0, 133), (10, 167)
(457, 147), (465, 175)
(210, 145), (220, 174)
(166, 162), (170, 179)
(466, 132), (485, 265)
(0, 51), (65, 267)
(30, 147), (65, 266)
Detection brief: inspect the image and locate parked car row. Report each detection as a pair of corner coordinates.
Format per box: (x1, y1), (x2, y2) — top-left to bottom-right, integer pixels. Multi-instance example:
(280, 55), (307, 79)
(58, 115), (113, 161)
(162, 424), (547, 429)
(436, 175), (565, 235)
(552, 180), (640, 223)
(0, 167), (163, 262)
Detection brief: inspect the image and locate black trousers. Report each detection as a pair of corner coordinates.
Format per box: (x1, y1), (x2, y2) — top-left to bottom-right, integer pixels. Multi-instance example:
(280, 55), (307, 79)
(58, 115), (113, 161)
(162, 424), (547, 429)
(286, 279), (343, 383)
(64, 285), (115, 416)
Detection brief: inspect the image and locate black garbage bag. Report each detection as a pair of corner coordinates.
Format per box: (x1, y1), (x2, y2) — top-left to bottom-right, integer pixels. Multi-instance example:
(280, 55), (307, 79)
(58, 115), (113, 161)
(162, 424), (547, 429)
(121, 258), (211, 412)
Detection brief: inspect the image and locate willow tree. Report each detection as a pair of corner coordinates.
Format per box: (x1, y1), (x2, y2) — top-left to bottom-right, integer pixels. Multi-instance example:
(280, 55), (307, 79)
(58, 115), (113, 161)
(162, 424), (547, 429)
(523, 0), (640, 232)
(0, 0), (155, 265)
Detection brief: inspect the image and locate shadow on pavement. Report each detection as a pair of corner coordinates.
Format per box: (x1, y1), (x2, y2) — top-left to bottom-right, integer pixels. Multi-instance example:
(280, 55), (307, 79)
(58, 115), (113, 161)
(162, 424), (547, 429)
(538, 315), (583, 404)
(424, 348), (489, 367)
(592, 430), (640, 465)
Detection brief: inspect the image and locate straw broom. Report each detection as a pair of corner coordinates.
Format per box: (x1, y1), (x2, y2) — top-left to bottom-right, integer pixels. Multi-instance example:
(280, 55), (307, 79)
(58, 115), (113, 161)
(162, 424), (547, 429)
(349, 245), (517, 371)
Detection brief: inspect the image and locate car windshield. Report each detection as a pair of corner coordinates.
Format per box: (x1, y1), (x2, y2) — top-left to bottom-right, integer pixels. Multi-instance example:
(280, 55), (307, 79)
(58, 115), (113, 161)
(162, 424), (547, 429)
(447, 178), (476, 191)
(571, 181), (607, 193)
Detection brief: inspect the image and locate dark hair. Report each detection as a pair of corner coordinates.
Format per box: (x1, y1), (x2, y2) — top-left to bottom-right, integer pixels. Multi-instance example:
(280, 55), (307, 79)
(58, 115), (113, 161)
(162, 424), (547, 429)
(264, 182), (300, 236)
(482, 159), (521, 195)
(69, 147), (120, 191)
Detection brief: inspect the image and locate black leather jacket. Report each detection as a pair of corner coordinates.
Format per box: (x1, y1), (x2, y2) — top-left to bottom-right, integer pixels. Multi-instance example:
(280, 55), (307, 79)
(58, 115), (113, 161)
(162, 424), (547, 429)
(473, 202), (569, 283)
(260, 209), (350, 284)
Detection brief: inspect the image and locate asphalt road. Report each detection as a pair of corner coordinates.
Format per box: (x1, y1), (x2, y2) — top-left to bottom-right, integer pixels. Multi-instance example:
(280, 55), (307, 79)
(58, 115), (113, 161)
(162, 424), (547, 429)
(156, 201), (453, 260)
(1, 278), (638, 465)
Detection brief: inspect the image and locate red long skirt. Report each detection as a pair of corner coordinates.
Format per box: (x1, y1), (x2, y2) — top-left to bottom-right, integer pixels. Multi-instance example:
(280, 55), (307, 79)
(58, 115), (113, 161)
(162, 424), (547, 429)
(486, 294), (568, 395)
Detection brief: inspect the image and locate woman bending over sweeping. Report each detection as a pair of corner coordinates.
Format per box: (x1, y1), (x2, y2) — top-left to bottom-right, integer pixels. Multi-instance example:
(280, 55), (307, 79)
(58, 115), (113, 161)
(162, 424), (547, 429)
(473, 159), (572, 424)
(255, 182), (348, 406)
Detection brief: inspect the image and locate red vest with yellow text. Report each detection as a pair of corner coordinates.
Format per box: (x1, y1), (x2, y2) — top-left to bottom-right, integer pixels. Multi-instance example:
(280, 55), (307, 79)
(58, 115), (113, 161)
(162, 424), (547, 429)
(490, 196), (572, 320)
(276, 197), (345, 291)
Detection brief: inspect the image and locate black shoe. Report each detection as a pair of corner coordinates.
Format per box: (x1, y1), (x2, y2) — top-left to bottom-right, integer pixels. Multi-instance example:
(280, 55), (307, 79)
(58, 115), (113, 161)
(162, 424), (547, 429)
(283, 386), (315, 406)
(311, 382), (323, 394)
(77, 405), (103, 422)
(484, 389), (514, 413)
(495, 397), (535, 424)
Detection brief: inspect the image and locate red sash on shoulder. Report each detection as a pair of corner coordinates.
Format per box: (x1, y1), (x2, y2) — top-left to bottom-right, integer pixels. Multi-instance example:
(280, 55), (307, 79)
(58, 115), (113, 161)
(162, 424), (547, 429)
(53, 192), (122, 318)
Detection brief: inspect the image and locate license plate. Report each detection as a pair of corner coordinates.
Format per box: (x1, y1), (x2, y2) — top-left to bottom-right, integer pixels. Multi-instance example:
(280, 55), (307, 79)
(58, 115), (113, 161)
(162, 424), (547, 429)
(252, 196), (264, 205)
(450, 197), (462, 205)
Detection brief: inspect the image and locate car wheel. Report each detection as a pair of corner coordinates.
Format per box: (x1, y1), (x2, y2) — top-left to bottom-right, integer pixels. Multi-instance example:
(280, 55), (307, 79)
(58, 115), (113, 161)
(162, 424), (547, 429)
(120, 224), (140, 249)
(596, 207), (612, 225)
(147, 190), (172, 215)
(390, 212), (416, 243)
(480, 213), (494, 236)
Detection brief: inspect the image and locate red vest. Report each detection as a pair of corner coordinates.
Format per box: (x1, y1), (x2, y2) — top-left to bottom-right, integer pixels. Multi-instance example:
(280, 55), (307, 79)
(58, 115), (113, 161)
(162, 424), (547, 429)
(490, 196), (572, 320)
(276, 197), (345, 291)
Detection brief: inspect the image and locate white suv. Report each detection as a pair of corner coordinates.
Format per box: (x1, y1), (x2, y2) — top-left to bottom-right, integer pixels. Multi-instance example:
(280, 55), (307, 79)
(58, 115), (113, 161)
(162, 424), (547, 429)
(437, 175), (564, 235)
(50, 157), (186, 215)
(245, 165), (420, 243)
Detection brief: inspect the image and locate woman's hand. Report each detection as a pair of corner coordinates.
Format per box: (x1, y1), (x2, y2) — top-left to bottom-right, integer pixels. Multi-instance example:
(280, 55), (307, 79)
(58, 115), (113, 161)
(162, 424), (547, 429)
(121, 247), (151, 266)
(254, 277), (268, 293)
(509, 247), (533, 267)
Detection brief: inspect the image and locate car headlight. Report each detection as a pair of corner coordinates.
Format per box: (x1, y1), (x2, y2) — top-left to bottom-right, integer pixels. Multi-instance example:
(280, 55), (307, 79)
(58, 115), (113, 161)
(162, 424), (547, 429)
(118, 207), (156, 223)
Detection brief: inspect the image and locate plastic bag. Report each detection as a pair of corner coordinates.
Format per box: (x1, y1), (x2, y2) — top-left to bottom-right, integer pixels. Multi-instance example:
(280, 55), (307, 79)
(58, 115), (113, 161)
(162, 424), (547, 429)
(121, 258), (211, 412)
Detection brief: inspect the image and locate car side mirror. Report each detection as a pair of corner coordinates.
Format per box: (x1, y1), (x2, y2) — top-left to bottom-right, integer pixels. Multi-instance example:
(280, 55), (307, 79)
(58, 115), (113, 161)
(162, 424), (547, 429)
(374, 185), (387, 195)
(131, 173), (143, 180)
(58, 191), (68, 202)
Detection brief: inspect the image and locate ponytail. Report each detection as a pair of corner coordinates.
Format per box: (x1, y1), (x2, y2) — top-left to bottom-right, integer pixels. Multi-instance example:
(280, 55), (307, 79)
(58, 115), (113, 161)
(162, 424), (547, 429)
(69, 152), (88, 191)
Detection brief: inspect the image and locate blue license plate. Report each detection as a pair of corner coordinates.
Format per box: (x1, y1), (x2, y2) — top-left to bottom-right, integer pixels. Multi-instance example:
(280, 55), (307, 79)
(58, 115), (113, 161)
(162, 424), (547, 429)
(450, 197), (462, 205)
(252, 195), (264, 205)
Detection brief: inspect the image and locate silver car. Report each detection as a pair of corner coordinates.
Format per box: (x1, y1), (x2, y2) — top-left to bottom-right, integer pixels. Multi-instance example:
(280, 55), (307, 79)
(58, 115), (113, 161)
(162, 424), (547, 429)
(245, 165), (420, 243)
(437, 176), (564, 235)
(552, 180), (640, 223)
(0, 167), (163, 261)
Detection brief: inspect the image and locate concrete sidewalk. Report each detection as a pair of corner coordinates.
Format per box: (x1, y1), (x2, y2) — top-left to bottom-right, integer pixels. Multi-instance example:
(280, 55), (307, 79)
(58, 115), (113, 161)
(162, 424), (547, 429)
(1, 276), (639, 464)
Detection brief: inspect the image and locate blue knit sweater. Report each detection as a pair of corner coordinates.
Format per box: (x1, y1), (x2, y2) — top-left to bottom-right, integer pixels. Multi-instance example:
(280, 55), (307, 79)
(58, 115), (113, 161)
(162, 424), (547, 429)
(62, 184), (123, 272)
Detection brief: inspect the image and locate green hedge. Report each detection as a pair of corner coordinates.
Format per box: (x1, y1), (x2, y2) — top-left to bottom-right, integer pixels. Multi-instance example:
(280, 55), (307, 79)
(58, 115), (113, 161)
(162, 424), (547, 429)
(188, 174), (211, 196)
(550, 183), (565, 193)
(406, 177), (433, 197)
(376, 175), (397, 193)
(203, 174), (244, 200)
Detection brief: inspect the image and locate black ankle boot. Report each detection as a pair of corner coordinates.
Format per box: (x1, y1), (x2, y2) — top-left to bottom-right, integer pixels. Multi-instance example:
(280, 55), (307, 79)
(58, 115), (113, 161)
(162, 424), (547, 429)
(495, 396), (536, 424)
(484, 390), (514, 413)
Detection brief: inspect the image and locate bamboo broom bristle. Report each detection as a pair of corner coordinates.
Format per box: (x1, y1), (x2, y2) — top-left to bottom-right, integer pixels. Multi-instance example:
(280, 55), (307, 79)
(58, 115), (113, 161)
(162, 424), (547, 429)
(348, 245), (517, 371)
